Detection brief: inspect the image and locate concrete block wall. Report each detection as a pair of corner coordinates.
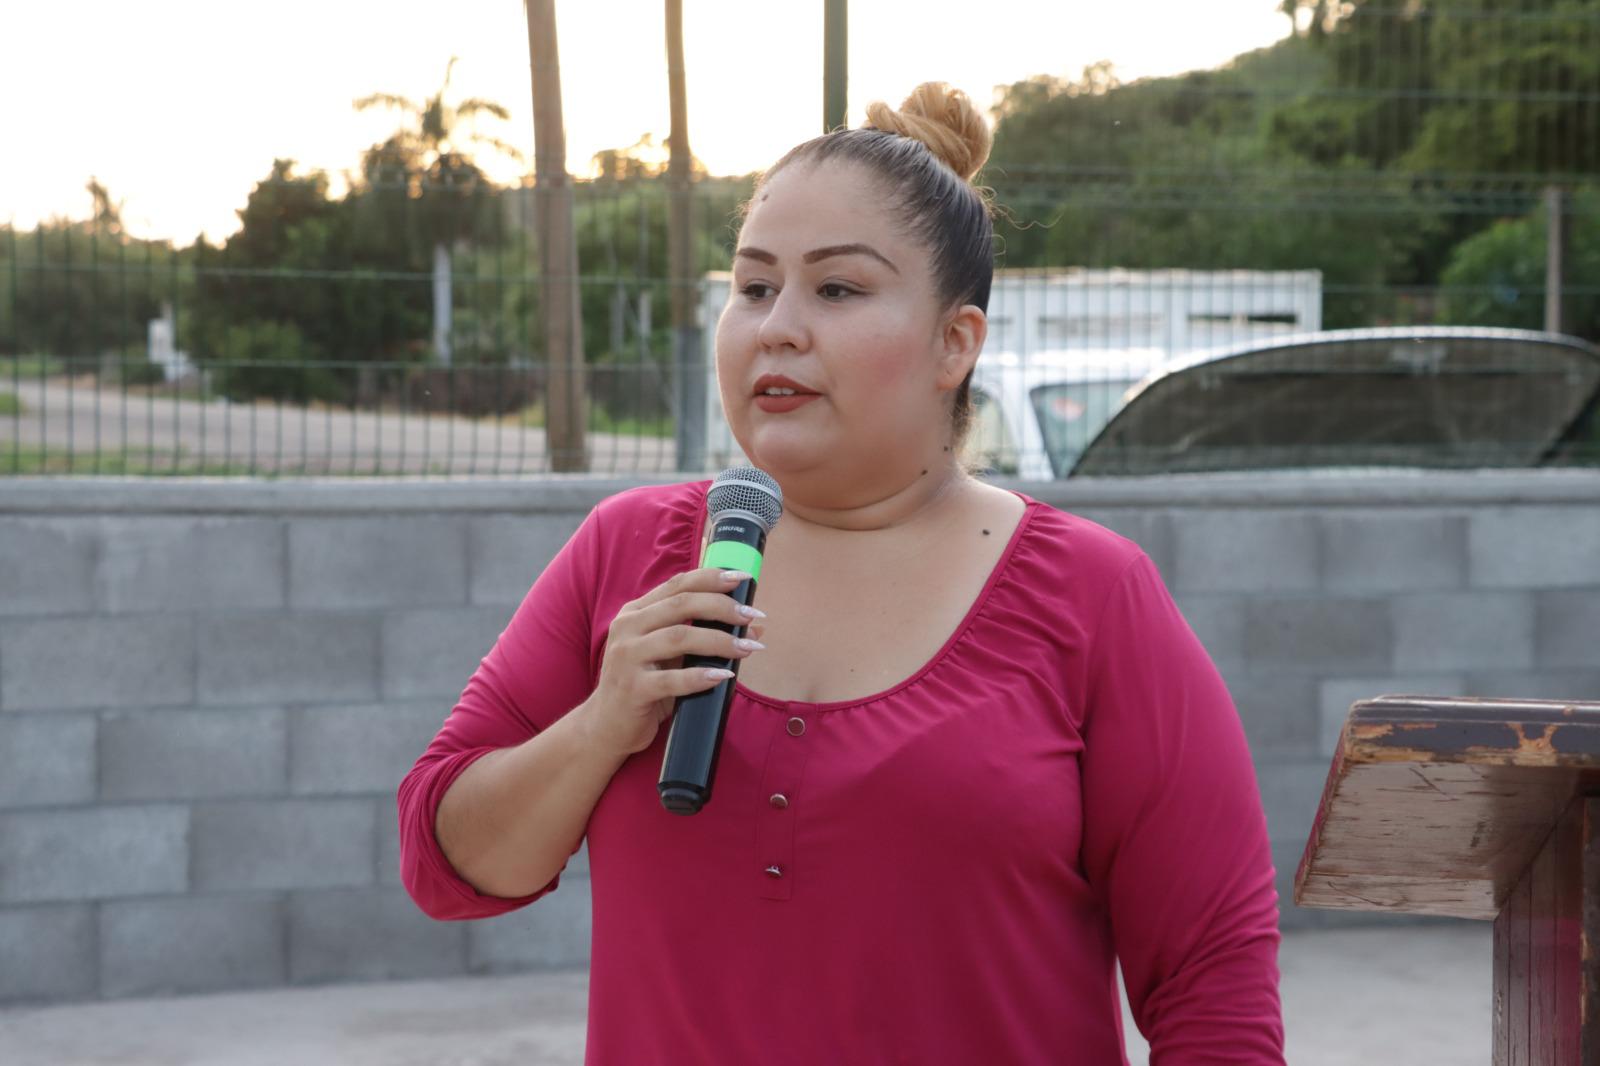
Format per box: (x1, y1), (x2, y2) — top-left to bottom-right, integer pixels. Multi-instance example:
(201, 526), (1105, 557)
(1, 471), (1597, 1005)
(0, 480), (633, 1006)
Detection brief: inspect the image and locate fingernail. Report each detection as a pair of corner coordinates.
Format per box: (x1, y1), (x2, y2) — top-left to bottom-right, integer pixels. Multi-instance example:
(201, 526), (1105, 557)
(735, 638), (766, 652)
(738, 605), (767, 619)
(704, 668), (735, 681)
(720, 570), (752, 583)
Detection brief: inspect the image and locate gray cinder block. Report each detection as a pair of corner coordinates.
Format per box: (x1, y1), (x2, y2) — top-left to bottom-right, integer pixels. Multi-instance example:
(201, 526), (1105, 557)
(1172, 594), (1247, 669)
(97, 517), (284, 613)
(1393, 592), (1536, 672)
(467, 879), (593, 973)
(99, 707), (287, 801)
(1243, 598), (1392, 672)
(1253, 759), (1331, 847)
(1221, 672), (1319, 755)
(1172, 511), (1319, 593)
(289, 518), (468, 610)
(0, 806), (188, 903)
(100, 894), (287, 998)
(380, 607), (511, 700)
(1469, 507), (1600, 589)
(289, 888), (466, 983)
(191, 799), (375, 892)
(470, 515), (584, 606)
(0, 713), (96, 808)
(197, 614), (380, 706)
(290, 703), (448, 797)
(0, 519), (97, 616)
(0, 616), (195, 712)
(378, 810), (402, 888)
(1317, 676), (1466, 756)
(0, 904), (96, 1003)
(1535, 590), (1600, 670)
(1319, 512), (1466, 592)
(1462, 672), (1600, 702)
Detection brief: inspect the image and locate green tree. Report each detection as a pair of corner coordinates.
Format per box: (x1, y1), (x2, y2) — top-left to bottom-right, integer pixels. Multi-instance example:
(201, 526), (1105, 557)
(354, 56), (522, 365)
(1440, 188), (1600, 338)
(1, 180), (173, 372)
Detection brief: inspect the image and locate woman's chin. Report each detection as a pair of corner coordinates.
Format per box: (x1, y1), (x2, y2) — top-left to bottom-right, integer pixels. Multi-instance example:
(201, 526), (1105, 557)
(737, 432), (829, 477)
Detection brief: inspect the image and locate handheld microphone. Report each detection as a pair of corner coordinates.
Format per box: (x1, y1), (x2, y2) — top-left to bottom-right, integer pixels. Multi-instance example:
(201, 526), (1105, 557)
(658, 467), (783, 815)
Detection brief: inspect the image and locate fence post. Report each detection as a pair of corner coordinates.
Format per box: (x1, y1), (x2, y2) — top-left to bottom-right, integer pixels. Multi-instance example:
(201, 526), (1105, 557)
(1545, 185), (1567, 335)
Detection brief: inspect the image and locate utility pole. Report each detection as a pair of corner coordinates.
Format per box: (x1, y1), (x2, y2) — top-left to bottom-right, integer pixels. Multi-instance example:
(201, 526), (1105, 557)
(526, 0), (589, 472)
(824, 0), (847, 133)
(666, 0), (704, 471)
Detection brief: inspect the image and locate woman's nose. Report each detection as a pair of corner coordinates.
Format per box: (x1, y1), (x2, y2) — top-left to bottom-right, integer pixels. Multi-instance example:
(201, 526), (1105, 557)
(755, 289), (809, 353)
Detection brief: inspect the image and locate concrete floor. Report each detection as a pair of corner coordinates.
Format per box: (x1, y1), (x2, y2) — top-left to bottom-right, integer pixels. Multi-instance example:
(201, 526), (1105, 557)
(0, 923), (1491, 1065)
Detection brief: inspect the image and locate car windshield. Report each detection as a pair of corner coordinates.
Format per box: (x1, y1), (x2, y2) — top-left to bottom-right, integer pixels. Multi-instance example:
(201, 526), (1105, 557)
(1072, 331), (1600, 476)
(1030, 381), (1141, 478)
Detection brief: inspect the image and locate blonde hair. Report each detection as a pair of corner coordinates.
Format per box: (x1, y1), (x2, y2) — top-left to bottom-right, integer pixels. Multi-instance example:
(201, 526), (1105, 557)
(863, 82), (993, 183)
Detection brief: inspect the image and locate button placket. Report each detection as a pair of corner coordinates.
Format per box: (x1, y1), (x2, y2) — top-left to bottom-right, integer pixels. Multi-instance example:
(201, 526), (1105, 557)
(755, 707), (813, 901)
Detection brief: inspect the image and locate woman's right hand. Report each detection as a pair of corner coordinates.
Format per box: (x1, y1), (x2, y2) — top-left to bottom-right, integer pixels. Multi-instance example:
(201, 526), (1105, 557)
(578, 567), (766, 759)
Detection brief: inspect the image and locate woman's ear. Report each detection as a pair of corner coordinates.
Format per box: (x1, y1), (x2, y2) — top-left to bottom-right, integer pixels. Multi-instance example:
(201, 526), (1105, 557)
(936, 304), (987, 391)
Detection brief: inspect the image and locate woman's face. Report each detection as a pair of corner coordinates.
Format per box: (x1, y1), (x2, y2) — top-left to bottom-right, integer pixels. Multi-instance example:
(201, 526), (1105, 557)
(715, 159), (981, 489)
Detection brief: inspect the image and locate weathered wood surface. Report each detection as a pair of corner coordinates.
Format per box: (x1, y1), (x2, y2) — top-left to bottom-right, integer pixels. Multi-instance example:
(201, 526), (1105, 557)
(1490, 797), (1595, 1066)
(1295, 695), (1600, 919)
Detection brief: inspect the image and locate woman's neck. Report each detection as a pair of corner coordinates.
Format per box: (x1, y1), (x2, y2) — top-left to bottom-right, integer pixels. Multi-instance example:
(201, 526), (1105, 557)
(776, 459), (971, 535)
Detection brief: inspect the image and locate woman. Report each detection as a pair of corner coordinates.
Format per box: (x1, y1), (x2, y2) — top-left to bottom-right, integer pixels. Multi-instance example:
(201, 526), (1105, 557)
(399, 83), (1285, 1063)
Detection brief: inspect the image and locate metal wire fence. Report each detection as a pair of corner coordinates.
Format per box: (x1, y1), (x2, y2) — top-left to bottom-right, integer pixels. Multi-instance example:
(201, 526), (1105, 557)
(4, 0), (1599, 478)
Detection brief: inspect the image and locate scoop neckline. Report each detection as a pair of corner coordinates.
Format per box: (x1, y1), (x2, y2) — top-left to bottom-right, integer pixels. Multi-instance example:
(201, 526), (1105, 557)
(686, 483), (1038, 712)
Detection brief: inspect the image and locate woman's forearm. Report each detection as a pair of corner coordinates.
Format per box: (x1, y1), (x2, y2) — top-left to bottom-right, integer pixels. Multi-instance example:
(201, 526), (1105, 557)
(434, 701), (627, 899)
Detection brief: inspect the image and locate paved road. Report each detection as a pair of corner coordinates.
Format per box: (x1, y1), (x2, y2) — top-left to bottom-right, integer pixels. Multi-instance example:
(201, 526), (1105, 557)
(1, 378), (676, 475)
(0, 923), (1491, 1065)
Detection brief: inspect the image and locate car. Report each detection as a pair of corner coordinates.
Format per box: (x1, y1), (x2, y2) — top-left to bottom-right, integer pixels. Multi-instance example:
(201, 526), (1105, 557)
(1071, 327), (1600, 477)
(962, 347), (1170, 479)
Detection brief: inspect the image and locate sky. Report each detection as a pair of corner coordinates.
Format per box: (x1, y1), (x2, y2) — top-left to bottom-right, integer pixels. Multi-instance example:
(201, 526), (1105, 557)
(1, 0), (1291, 244)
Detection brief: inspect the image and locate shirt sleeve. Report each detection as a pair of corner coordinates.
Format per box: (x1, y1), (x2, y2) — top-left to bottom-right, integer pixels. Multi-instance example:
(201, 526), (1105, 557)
(1078, 553), (1285, 1063)
(396, 505), (605, 921)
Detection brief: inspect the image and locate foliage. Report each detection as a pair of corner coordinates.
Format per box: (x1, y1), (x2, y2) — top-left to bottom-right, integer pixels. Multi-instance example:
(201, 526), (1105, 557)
(983, 0), (1600, 339)
(9, 11), (1600, 427)
(1440, 187), (1600, 336)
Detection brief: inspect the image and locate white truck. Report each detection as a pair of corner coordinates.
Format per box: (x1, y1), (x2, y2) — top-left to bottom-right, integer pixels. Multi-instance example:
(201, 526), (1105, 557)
(695, 268), (1321, 478)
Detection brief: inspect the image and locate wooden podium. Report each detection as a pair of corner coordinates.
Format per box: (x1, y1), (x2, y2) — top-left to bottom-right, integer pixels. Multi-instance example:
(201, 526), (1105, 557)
(1295, 695), (1600, 1064)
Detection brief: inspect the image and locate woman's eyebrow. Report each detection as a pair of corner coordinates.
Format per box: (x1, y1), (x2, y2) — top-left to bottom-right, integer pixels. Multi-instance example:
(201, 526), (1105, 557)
(804, 243), (899, 273)
(733, 244), (900, 274)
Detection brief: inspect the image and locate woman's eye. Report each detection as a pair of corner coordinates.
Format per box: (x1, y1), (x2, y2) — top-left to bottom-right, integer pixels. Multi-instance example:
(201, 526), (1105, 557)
(819, 283), (858, 300)
(739, 282), (775, 301)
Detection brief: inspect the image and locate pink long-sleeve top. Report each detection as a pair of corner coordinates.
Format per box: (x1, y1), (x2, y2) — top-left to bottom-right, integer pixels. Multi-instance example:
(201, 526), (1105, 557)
(398, 481), (1284, 1064)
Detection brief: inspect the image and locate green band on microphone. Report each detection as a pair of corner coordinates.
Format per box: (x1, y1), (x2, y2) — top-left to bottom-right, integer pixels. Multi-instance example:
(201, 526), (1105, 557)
(702, 540), (763, 580)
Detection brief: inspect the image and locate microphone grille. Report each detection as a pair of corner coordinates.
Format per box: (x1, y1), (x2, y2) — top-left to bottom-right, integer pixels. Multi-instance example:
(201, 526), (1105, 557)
(706, 467), (783, 529)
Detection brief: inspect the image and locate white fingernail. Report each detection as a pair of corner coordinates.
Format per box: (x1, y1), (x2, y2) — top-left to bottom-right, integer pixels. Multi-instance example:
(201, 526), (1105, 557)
(735, 638), (765, 652)
(704, 668), (734, 681)
(738, 605), (766, 619)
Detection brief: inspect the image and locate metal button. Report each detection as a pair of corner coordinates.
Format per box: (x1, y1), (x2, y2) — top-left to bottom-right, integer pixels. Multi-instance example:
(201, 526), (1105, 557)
(786, 717), (806, 737)
(764, 864), (784, 878)
(769, 793), (789, 809)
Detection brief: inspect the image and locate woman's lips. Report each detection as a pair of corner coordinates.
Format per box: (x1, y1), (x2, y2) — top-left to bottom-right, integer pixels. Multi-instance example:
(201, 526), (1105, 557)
(754, 393), (821, 413)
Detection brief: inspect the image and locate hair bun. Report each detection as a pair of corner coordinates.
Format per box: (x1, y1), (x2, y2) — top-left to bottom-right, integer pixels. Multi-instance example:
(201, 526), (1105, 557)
(864, 82), (992, 182)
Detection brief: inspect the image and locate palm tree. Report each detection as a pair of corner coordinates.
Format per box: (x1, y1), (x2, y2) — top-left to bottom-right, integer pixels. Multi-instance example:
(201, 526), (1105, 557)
(354, 57), (522, 366)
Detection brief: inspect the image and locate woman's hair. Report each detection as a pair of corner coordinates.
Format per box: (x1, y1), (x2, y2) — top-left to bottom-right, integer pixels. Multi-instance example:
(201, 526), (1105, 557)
(749, 82), (996, 445)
